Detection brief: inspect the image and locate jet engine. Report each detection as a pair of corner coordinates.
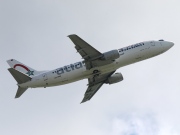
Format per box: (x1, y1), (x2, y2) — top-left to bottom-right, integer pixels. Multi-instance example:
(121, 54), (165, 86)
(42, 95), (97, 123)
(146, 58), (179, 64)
(102, 50), (120, 61)
(106, 72), (123, 84)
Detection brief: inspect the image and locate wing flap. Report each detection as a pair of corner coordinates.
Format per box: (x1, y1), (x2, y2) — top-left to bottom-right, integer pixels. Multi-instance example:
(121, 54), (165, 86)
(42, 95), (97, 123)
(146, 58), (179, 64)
(81, 82), (104, 103)
(68, 34), (115, 70)
(81, 71), (115, 103)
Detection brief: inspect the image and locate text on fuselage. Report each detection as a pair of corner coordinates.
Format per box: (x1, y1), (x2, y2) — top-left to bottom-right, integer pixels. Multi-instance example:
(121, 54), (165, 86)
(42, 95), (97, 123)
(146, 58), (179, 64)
(54, 62), (83, 75)
(118, 42), (144, 52)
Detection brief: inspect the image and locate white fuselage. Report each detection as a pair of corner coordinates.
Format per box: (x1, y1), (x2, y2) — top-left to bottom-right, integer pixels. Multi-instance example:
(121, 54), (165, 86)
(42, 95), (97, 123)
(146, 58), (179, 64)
(19, 40), (173, 88)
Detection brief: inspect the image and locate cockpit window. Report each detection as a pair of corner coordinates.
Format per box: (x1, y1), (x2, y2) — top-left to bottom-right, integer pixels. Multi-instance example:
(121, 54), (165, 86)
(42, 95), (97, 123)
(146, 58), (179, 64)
(159, 39), (164, 41)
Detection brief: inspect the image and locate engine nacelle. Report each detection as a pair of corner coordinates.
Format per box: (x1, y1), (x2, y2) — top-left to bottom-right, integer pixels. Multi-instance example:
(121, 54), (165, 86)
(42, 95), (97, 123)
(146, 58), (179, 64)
(102, 50), (120, 61)
(106, 72), (123, 84)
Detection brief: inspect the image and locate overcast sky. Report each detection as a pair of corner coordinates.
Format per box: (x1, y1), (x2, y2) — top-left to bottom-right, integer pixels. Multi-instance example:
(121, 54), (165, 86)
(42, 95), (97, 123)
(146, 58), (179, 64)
(0, 0), (180, 135)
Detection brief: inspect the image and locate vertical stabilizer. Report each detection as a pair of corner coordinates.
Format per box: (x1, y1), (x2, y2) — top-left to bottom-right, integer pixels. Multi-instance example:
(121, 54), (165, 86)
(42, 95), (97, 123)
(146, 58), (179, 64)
(7, 59), (42, 76)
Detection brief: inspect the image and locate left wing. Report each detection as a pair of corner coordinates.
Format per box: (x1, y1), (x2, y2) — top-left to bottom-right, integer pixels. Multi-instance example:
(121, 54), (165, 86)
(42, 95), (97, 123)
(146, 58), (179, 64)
(68, 34), (114, 69)
(68, 34), (102, 60)
(81, 71), (115, 103)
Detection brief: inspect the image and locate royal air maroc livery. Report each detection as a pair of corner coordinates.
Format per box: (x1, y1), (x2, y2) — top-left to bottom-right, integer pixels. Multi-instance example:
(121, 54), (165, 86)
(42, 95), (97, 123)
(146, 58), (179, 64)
(7, 34), (174, 103)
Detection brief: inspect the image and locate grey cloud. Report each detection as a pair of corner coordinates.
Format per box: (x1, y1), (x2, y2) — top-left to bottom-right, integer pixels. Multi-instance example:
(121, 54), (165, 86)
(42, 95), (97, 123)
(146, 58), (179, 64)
(109, 113), (177, 135)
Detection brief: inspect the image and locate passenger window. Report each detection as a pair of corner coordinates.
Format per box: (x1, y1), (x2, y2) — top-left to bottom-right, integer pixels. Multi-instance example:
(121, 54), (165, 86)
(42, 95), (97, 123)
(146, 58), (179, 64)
(150, 41), (155, 46)
(123, 48), (127, 51)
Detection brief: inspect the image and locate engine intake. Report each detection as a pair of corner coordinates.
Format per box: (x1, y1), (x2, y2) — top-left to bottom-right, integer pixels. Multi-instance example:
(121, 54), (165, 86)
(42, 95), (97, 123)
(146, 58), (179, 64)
(102, 50), (120, 61)
(106, 72), (123, 84)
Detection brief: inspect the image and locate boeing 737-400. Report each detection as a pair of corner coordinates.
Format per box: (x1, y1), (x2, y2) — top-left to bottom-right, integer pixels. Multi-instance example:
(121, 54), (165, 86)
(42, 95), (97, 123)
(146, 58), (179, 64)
(7, 34), (174, 103)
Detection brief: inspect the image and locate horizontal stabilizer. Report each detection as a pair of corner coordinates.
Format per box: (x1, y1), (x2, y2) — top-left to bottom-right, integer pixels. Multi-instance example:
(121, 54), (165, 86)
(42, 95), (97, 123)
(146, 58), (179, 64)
(8, 68), (31, 84)
(15, 87), (28, 98)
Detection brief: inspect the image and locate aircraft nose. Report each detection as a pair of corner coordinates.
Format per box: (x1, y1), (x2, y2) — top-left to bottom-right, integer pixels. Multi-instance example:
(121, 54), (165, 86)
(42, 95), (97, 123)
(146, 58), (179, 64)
(167, 41), (174, 48)
(162, 41), (174, 50)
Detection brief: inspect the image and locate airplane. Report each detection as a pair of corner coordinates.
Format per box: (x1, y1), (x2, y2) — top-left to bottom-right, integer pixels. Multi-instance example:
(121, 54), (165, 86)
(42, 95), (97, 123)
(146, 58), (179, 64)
(7, 34), (174, 103)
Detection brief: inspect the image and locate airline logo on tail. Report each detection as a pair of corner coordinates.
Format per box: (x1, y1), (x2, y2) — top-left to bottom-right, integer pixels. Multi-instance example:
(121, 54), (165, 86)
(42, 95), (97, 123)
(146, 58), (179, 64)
(7, 59), (45, 77)
(13, 64), (34, 76)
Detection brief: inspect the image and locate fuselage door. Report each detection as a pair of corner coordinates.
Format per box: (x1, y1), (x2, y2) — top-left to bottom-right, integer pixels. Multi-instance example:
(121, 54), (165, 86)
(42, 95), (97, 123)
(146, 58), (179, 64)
(42, 73), (48, 85)
(150, 41), (155, 46)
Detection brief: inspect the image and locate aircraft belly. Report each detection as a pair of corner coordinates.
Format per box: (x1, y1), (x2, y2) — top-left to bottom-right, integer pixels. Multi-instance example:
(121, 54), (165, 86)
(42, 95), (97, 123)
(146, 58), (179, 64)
(115, 48), (148, 68)
(47, 67), (86, 87)
(20, 79), (44, 88)
(116, 52), (137, 68)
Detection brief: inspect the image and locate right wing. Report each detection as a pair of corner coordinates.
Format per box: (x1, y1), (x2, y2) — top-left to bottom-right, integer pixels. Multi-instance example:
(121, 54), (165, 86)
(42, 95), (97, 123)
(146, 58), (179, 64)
(81, 82), (104, 103)
(81, 71), (115, 103)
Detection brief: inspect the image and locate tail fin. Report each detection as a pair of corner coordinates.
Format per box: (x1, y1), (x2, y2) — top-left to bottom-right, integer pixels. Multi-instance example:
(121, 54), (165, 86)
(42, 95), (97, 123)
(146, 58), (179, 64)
(8, 68), (31, 98)
(7, 59), (41, 77)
